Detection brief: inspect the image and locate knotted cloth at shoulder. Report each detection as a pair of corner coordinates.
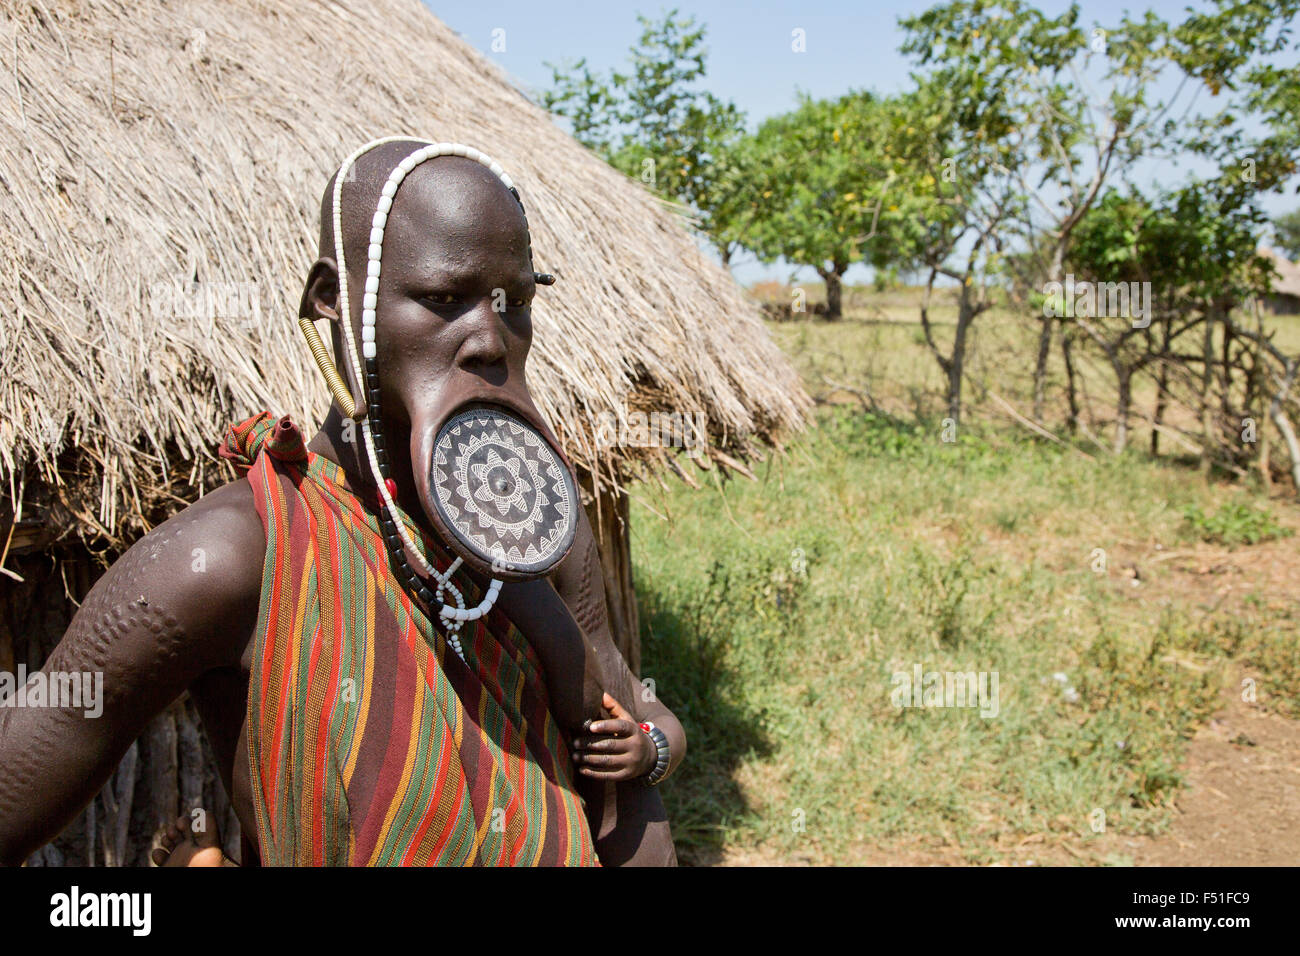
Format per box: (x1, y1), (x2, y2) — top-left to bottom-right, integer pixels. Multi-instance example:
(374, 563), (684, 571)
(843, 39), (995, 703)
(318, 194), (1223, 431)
(218, 412), (309, 471)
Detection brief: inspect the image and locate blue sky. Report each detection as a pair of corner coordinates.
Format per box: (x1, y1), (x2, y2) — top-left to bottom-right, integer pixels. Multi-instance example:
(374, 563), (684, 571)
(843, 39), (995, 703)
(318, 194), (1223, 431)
(428, 1), (1298, 284)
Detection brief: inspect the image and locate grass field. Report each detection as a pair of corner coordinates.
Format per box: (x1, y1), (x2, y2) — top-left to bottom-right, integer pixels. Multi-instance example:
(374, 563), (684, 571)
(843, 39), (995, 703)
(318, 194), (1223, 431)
(632, 286), (1300, 865)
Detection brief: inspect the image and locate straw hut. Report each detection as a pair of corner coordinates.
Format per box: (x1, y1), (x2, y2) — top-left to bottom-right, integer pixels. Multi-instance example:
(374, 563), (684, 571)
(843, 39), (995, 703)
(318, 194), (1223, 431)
(0, 0), (808, 864)
(1260, 247), (1300, 316)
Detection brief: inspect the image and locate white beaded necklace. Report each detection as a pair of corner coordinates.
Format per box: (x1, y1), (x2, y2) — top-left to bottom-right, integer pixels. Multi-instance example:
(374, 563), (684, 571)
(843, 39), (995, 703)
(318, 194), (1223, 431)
(330, 139), (522, 661)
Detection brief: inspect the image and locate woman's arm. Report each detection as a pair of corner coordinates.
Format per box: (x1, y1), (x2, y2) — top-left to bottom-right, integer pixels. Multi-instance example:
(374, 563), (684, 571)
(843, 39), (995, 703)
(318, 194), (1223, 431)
(550, 506), (686, 778)
(549, 506), (683, 864)
(0, 482), (264, 865)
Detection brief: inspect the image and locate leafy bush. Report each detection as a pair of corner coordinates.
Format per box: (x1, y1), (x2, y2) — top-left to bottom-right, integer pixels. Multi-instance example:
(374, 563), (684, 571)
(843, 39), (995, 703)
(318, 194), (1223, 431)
(1181, 501), (1293, 546)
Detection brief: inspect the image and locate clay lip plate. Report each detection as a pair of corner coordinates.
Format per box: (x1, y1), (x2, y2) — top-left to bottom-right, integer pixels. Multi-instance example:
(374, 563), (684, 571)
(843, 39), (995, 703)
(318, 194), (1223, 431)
(427, 404), (578, 578)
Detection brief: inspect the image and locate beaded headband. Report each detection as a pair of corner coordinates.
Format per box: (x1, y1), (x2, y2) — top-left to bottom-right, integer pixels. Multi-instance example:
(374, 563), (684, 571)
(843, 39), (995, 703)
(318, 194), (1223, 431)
(311, 137), (549, 660)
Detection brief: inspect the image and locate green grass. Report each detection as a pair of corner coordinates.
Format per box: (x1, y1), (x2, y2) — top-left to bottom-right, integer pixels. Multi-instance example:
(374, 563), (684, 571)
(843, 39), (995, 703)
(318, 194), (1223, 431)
(631, 291), (1300, 864)
(632, 402), (1299, 864)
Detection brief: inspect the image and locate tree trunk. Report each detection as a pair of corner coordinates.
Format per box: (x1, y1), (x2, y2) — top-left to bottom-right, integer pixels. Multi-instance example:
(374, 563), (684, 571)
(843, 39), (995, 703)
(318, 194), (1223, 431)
(1248, 303), (1268, 478)
(1152, 314), (1171, 456)
(1152, 360), (1169, 456)
(1033, 318), (1054, 422)
(1219, 307), (1236, 465)
(1034, 245), (1067, 421)
(1268, 398), (1300, 493)
(947, 299), (976, 424)
(1114, 368), (1132, 454)
(1200, 309), (1217, 473)
(1062, 329), (1080, 434)
(1259, 421), (1273, 493)
(819, 266), (845, 321)
(580, 478), (641, 675)
(946, 356), (964, 425)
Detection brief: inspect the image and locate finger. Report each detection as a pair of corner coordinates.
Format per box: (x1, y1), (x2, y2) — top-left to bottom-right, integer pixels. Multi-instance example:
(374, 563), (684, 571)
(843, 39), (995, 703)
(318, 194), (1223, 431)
(571, 747), (625, 764)
(578, 765), (635, 781)
(150, 847), (169, 867)
(573, 736), (630, 754)
(602, 693), (634, 722)
(587, 719), (636, 738)
(573, 751), (629, 769)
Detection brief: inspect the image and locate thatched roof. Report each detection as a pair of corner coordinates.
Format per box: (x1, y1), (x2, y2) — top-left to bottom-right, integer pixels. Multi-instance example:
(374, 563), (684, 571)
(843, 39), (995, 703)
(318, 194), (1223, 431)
(1260, 247), (1300, 299)
(0, 0), (808, 550)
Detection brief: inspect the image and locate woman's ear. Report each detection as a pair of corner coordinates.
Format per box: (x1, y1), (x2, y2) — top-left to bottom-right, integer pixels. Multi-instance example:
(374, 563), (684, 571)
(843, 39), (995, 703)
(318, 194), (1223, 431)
(299, 257), (341, 323)
(297, 256), (364, 420)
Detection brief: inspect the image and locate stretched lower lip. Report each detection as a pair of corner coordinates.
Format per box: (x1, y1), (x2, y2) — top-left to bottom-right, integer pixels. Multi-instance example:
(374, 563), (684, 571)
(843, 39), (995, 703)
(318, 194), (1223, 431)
(413, 401), (580, 580)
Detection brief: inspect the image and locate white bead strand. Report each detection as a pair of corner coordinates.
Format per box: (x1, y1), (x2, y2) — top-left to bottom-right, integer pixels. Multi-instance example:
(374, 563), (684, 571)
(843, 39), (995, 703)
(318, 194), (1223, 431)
(330, 138), (523, 646)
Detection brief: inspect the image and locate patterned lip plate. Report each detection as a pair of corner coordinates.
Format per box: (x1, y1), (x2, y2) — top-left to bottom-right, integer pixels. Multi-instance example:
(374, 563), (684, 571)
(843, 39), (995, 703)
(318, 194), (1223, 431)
(429, 406), (577, 576)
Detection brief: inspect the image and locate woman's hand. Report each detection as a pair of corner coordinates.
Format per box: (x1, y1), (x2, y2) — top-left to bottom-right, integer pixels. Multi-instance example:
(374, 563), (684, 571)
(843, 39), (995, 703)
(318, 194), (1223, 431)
(570, 693), (656, 781)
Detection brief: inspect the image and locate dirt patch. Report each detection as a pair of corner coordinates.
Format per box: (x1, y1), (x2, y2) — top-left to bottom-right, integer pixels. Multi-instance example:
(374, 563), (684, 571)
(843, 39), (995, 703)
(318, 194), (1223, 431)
(698, 474), (1300, 867)
(1100, 685), (1300, 866)
(1119, 533), (1300, 615)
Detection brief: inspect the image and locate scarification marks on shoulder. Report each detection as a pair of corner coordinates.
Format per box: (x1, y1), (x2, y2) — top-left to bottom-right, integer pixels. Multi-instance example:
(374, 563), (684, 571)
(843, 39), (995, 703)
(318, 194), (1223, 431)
(44, 526), (191, 709)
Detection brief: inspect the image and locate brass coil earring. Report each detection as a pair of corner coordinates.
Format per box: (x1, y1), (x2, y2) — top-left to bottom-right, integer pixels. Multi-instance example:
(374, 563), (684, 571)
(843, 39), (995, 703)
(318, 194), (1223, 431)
(298, 316), (360, 419)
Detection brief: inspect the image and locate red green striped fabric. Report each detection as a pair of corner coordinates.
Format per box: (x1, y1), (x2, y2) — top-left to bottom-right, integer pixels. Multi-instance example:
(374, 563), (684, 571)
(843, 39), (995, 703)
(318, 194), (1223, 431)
(219, 412), (598, 866)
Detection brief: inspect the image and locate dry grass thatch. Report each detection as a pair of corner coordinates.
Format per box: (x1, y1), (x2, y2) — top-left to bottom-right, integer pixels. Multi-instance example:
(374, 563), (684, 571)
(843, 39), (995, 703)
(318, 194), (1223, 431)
(0, 0), (808, 551)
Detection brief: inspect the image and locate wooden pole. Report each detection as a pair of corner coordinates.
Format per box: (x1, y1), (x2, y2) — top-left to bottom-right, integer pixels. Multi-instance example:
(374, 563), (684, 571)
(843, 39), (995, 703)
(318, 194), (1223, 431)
(580, 476), (641, 675)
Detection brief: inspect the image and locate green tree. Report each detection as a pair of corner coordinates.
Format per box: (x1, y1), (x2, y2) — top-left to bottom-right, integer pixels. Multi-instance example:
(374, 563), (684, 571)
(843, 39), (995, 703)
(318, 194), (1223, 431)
(1272, 209), (1300, 260)
(542, 10), (747, 259)
(900, 0), (1300, 424)
(900, 1), (1092, 420)
(741, 92), (892, 319)
(1067, 0), (1300, 459)
(1066, 184), (1274, 454)
(871, 77), (1021, 423)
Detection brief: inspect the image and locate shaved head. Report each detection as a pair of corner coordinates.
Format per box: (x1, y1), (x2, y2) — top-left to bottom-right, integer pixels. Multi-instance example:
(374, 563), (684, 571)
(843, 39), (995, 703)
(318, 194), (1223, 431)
(296, 137), (570, 590)
(299, 140), (539, 412)
(298, 140), (550, 532)
(315, 139), (532, 322)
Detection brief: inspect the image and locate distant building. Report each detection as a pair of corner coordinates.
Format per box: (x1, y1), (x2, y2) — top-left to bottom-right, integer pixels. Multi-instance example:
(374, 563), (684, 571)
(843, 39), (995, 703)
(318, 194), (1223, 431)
(1259, 248), (1300, 315)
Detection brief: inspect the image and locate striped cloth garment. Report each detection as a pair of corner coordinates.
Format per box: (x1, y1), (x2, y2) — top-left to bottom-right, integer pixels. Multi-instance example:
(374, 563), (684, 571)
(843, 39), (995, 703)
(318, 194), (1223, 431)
(219, 412), (598, 866)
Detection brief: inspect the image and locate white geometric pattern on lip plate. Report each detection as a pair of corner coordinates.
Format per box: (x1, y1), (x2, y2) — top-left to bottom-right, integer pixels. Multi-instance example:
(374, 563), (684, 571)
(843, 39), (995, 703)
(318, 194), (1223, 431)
(471, 450), (532, 515)
(435, 427), (570, 552)
(431, 408), (574, 571)
(451, 432), (549, 535)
